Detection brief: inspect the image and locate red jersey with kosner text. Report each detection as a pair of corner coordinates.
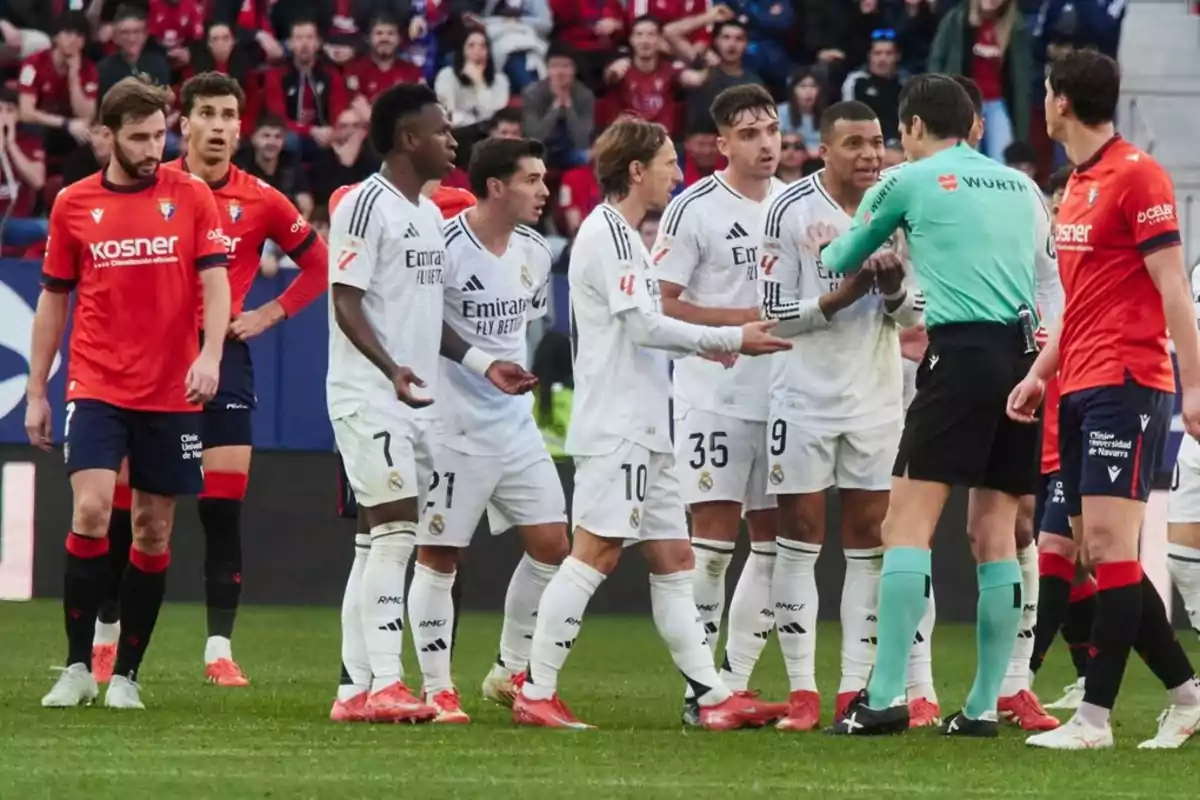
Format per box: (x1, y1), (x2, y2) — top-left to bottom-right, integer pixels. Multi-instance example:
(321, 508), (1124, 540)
(163, 161), (327, 318)
(42, 170), (227, 412)
(1055, 136), (1181, 396)
(1041, 375), (1061, 474)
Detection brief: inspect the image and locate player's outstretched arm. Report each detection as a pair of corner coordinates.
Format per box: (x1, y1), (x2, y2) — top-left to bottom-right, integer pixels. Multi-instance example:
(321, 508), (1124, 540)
(439, 322), (537, 395)
(822, 169), (909, 275)
(24, 289), (69, 450)
(619, 306), (790, 357)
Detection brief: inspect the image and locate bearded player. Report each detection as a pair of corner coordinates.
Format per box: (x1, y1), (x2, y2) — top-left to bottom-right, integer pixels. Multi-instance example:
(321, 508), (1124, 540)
(91, 72), (328, 687)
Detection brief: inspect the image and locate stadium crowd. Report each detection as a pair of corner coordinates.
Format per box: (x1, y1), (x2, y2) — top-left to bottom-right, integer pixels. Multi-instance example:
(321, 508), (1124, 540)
(0, 0), (1127, 259)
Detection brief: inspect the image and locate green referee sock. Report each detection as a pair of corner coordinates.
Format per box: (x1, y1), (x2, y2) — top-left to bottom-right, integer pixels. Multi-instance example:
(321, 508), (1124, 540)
(964, 559), (1023, 720)
(865, 547), (931, 709)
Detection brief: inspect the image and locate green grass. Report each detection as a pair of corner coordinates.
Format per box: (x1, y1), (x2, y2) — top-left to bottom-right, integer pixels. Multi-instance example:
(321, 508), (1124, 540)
(1, 601), (1198, 799)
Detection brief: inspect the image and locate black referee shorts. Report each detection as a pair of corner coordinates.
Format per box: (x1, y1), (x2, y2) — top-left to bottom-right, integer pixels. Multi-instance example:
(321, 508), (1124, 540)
(894, 322), (1039, 496)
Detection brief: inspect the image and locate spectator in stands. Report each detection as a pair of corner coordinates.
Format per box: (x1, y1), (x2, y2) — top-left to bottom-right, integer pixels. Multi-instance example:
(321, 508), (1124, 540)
(235, 114), (316, 218)
(435, 30), (511, 127)
(185, 22), (259, 137)
(684, 20), (762, 135)
(346, 13), (422, 122)
(312, 0), (416, 65)
(98, 5), (172, 99)
(928, 0), (1032, 161)
(1033, 0), (1125, 60)
(681, 122), (721, 186)
(776, 131), (806, 184)
(547, 0), (624, 89)
(263, 18), (348, 158)
(737, 0), (799, 93)
(17, 12), (96, 158)
(896, 0), (940, 73)
(398, 1), (440, 82)
(1003, 140), (1038, 179)
(841, 29), (904, 141)
(778, 67), (824, 159)
(802, 0), (896, 95)
(0, 13), (51, 60)
(207, 0), (286, 64)
(556, 149), (599, 237)
(0, 87), (45, 249)
(62, 119), (109, 187)
(522, 44), (594, 169)
(488, 106), (523, 138)
(479, 0), (552, 92)
(147, 0), (206, 71)
(663, 3), (732, 62)
(311, 108), (379, 205)
(603, 15), (705, 140)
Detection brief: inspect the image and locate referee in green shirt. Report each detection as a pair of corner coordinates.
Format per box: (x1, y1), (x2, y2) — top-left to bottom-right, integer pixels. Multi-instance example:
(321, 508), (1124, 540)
(819, 75), (1057, 737)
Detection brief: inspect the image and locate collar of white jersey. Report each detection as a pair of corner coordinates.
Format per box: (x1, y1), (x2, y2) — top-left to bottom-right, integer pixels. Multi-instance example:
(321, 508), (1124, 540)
(367, 170), (417, 206)
(445, 209), (485, 251)
(809, 169), (841, 211)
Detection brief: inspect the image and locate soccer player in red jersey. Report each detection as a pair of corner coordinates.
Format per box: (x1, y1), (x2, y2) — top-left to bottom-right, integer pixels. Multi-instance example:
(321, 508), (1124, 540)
(93, 72), (329, 688)
(1011, 50), (1200, 750)
(28, 77), (231, 710)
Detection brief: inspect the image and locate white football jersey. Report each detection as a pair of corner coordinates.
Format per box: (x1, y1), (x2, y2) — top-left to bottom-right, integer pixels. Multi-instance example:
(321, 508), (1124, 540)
(652, 173), (784, 422)
(760, 170), (905, 432)
(438, 212), (553, 455)
(326, 173), (446, 421)
(566, 204), (672, 456)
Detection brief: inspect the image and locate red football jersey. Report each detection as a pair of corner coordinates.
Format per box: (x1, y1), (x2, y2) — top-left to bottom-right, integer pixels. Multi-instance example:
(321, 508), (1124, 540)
(624, 0), (711, 44)
(1056, 136), (1181, 395)
(147, 0), (206, 49)
(18, 50), (99, 118)
(1041, 375), (1061, 475)
(163, 160), (326, 317)
(344, 56), (423, 102)
(42, 169), (228, 412)
(616, 61), (683, 135)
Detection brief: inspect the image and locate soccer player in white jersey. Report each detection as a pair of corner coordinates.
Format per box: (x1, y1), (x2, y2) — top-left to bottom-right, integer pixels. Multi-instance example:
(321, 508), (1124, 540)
(325, 84), (534, 724)
(758, 101), (926, 730)
(512, 117), (793, 730)
(1165, 263), (1200, 639)
(652, 84), (787, 725)
(407, 137), (570, 723)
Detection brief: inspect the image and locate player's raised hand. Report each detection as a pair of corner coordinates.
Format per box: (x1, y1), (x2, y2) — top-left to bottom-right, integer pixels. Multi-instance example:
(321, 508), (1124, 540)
(738, 319), (793, 356)
(802, 222), (839, 256)
(24, 394), (52, 451)
(1006, 373), (1045, 423)
(185, 352), (221, 405)
(391, 366), (434, 408)
(486, 361), (539, 395)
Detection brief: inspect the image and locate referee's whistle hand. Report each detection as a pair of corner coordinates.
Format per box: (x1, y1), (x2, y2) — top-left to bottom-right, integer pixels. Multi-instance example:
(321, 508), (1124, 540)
(739, 319), (792, 356)
(1006, 374), (1045, 424)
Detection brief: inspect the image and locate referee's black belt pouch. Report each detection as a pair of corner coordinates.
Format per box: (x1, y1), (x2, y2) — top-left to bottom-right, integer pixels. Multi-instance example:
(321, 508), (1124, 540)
(927, 321), (1024, 353)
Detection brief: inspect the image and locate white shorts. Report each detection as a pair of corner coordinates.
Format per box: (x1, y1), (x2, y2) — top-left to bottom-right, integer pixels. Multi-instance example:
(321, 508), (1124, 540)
(766, 417), (902, 495)
(417, 435), (567, 547)
(674, 409), (775, 511)
(1168, 436), (1200, 524)
(332, 406), (434, 510)
(572, 440), (688, 542)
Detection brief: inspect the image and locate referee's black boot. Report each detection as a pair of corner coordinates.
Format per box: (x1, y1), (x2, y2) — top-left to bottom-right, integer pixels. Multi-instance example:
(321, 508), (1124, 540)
(824, 689), (909, 736)
(941, 710), (999, 738)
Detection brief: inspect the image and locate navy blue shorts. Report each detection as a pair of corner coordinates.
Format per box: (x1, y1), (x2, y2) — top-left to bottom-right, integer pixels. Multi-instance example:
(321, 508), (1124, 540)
(64, 399), (203, 496)
(1059, 379), (1173, 517)
(1035, 471), (1071, 538)
(201, 336), (255, 448)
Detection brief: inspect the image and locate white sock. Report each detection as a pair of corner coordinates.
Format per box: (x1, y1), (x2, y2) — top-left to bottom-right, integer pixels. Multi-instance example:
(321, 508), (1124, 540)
(409, 562), (457, 695)
(907, 588), (937, 703)
(498, 554), (559, 672)
(1169, 675), (1200, 706)
(651, 570), (731, 706)
(523, 556), (604, 701)
(1001, 541), (1039, 696)
(773, 539), (821, 693)
(1168, 543), (1200, 636)
(691, 538), (734, 655)
(840, 547), (883, 694)
(204, 635), (232, 665)
(721, 541), (776, 692)
(94, 619), (119, 646)
(338, 534), (372, 701)
(360, 522), (415, 693)
(1077, 701), (1111, 728)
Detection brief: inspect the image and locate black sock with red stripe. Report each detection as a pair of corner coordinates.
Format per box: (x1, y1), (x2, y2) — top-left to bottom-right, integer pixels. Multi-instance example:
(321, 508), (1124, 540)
(1063, 578), (1097, 679)
(113, 548), (171, 682)
(99, 485), (132, 625)
(1030, 549), (1074, 674)
(64, 533), (110, 668)
(1083, 561), (1143, 710)
(199, 472), (248, 639)
(1133, 574), (1196, 690)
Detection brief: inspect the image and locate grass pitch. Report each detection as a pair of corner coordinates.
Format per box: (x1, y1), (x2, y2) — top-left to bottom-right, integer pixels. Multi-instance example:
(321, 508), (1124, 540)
(1, 601), (1198, 799)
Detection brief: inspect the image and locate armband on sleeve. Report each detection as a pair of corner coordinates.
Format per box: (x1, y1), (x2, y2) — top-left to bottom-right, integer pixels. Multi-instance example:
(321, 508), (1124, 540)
(884, 289), (925, 329)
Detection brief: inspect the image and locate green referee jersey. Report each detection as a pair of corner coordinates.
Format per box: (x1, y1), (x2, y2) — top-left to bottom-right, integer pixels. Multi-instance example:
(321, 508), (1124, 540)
(822, 143), (1050, 328)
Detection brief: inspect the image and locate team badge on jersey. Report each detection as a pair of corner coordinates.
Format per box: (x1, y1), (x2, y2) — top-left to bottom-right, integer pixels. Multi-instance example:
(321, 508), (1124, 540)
(769, 463), (784, 485)
(428, 513), (445, 535)
(698, 471), (713, 492)
(629, 508), (641, 529)
(228, 201), (243, 223)
(387, 471), (404, 492)
(1087, 188), (1099, 207)
(158, 200), (176, 221)
(520, 264), (534, 289)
